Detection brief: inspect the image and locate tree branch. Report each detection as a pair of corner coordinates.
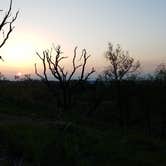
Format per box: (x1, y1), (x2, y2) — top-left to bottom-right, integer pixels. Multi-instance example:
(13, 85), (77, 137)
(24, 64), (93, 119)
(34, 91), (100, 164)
(0, 0), (19, 49)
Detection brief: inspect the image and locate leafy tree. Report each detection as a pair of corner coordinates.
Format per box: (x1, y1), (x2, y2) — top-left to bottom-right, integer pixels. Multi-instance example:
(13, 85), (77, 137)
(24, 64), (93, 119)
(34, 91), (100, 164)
(103, 43), (140, 81)
(99, 43), (140, 133)
(155, 63), (166, 81)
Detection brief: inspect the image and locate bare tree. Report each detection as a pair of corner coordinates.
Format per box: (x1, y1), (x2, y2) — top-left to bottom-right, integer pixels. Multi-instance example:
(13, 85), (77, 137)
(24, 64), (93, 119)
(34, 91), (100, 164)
(103, 43), (140, 81)
(35, 45), (95, 110)
(0, 0), (19, 60)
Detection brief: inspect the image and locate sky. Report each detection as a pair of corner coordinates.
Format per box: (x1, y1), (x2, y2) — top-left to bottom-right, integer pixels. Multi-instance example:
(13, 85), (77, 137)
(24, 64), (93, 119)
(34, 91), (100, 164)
(0, 0), (166, 79)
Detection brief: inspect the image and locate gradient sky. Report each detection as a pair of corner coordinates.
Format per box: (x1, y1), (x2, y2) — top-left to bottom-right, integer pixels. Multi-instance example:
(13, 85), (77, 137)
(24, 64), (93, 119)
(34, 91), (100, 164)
(0, 0), (166, 78)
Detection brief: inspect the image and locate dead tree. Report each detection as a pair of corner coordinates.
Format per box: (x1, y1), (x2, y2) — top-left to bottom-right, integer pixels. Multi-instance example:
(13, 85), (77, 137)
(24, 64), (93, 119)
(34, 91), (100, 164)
(35, 45), (95, 110)
(0, 0), (19, 60)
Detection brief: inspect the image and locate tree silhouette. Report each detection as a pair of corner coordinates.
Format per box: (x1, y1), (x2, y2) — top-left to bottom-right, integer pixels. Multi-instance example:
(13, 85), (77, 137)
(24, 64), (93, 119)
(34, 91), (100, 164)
(0, 72), (6, 80)
(100, 43), (141, 134)
(155, 63), (166, 81)
(103, 43), (140, 81)
(0, 0), (19, 60)
(35, 45), (95, 110)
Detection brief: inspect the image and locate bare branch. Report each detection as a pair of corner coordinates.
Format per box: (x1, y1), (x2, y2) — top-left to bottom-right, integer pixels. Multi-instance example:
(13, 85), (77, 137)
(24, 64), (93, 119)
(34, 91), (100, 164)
(84, 67), (95, 81)
(80, 49), (91, 81)
(35, 45), (95, 110)
(35, 63), (45, 80)
(35, 51), (48, 82)
(0, 0), (19, 49)
(68, 47), (82, 82)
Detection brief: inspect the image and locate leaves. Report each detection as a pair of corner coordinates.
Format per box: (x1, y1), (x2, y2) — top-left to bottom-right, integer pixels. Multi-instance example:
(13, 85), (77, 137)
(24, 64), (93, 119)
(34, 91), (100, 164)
(104, 43), (140, 80)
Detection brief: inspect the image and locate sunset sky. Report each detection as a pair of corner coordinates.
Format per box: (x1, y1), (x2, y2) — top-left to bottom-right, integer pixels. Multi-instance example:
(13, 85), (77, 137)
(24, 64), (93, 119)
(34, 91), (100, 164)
(0, 0), (166, 79)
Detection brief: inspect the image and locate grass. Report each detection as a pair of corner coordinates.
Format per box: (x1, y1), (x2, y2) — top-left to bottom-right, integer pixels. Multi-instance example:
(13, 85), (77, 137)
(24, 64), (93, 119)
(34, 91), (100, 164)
(0, 81), (166, 165)
(0, 120), (165, 165)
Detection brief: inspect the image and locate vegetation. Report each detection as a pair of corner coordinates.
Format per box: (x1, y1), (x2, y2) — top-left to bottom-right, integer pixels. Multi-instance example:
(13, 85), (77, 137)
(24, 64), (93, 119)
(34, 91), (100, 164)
(0, 1), (166, 166)
(35, 45), (95, 110)
(101, 43), (140, 81)
(0, 79), (166, 165)
(0, 0), (19, 56)
(155, 63), (166, 81)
